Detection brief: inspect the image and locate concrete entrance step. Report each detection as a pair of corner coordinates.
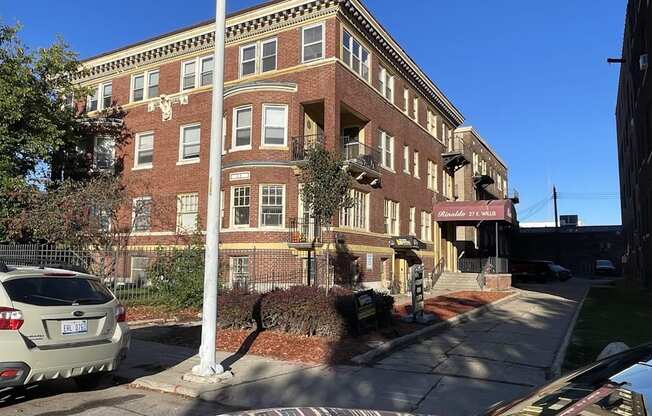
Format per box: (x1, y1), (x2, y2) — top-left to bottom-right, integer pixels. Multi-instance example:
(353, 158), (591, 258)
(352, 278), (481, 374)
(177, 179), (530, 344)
(433, 272), (482, 291)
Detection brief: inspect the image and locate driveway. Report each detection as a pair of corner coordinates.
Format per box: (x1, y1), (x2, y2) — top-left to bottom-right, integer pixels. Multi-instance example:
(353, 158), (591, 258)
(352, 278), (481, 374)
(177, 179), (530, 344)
(373, 279), (589, 415)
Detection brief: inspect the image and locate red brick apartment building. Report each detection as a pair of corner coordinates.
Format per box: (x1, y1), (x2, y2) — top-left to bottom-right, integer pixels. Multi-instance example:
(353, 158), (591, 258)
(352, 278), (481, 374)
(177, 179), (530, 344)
(77, 0), (510, 292)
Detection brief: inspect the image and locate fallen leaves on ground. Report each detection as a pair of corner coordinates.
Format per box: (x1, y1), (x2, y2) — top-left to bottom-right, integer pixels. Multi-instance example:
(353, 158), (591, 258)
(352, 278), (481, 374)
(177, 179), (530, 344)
(395, 290), (512, 319)
(127, 305), (200, 323)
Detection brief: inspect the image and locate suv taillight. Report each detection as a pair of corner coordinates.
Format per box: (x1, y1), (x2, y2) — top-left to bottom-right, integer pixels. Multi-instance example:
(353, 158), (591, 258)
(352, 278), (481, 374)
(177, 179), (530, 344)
(0, 307), (23, 330)
(115, 305), (126, 323)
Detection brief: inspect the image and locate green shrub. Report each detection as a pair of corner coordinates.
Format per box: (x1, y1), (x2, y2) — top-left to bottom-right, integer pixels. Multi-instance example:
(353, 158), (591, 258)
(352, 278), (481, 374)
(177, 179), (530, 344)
(216, 286), (395, 338)
(148, 245), (205, 309)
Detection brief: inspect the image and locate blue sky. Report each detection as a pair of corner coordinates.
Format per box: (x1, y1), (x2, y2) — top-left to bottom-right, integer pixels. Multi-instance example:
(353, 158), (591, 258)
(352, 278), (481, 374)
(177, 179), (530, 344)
(2, 0), (626, 225)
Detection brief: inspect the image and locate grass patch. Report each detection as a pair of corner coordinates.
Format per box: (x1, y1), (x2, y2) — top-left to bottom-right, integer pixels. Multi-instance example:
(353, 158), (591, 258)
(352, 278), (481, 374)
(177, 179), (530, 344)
(563, 284), (652, 371)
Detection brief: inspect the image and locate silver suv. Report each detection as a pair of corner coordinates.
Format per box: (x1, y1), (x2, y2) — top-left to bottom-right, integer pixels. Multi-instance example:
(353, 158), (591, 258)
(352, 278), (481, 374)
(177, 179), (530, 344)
(0, 264), (130, 389)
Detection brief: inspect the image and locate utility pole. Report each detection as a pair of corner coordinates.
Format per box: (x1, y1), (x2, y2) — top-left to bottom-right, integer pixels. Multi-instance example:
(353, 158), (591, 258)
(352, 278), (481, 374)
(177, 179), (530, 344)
(553, 186), (559, 229)
(192, 0), (226, 379)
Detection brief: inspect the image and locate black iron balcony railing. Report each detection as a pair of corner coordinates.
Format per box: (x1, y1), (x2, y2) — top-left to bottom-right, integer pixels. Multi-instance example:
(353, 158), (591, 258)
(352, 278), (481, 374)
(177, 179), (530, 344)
(291, 134), (325, 161)
(288, 216), (322, 246)
(341, 136), (381, 172)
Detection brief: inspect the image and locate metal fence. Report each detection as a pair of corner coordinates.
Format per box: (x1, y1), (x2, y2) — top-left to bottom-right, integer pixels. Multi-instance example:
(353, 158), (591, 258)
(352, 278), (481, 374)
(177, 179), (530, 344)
(458, 256), (510, 274)
(0, 244), (333, 304)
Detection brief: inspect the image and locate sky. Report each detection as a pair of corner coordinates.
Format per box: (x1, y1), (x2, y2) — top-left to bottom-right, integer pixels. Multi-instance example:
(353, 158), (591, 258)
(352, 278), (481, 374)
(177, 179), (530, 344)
(1, 0), (627, 225)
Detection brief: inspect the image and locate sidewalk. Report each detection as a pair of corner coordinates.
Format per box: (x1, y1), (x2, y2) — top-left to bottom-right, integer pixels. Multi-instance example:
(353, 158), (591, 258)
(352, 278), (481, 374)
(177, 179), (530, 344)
(125, 280), (588, 415)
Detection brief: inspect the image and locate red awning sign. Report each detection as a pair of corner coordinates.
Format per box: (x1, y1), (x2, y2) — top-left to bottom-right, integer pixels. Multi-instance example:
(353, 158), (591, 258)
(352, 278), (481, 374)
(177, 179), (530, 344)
(434, 200), (516, 224)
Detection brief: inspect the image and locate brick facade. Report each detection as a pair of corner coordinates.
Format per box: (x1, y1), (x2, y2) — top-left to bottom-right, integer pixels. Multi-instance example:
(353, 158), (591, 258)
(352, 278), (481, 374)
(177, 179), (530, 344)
(76, 0), (506, 292)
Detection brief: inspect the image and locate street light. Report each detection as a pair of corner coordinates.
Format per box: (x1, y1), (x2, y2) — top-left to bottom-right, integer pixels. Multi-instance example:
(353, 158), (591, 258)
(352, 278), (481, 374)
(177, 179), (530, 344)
(191, 0), (227, 379)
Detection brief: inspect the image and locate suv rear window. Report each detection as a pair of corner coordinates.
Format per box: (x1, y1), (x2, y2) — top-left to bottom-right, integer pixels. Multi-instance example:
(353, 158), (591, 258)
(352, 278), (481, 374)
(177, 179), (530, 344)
(2, 277), (114, 306)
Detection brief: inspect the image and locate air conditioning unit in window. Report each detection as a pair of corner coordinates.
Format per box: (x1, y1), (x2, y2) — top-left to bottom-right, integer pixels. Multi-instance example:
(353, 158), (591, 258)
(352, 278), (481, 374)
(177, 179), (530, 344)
(640, 53), (649, 71)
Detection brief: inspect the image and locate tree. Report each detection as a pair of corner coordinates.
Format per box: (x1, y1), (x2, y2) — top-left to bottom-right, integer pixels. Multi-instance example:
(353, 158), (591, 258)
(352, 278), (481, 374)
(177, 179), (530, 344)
(5, 174), (169, 279)
(298, 145), (353, 287)
(0, 23), (129, 240)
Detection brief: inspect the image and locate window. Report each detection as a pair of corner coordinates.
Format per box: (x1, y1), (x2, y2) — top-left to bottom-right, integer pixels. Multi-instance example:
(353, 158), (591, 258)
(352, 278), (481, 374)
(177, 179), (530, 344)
(427, 160), (438, 191)
(134, 132), (154, 169)
(94, 137), (115, 170)
(384, 199), (399, 235)
(443, 171), (454, 199)
(412, 96), (419, 121)
(427, 110), (438, 136)
(262, 105), (287, 146)
(261, 39), (277, 73)
(340, 189), (368, 230)
(86, 85), (100, 111)
(260, 185), (284, 227)
(147, 70), (159, 98)
(179, 124), (201, 162)
(409, 207), (416, 236)
(230, 257), (249, 287)
(240, 44), (257, 77)
(3, 277), (113, 306)
(403, 145), (410, 174)
(130, 257), (149, 283)
(200, 56), (213, 86)
(342, 30), (370, 80)
(421, 211), (432, 242)
(413, 150), (420, 178)
(93, 208), (111, 232)
(182, 60), (196, 90)
(379, 130), (394, 170)
(473, 152), (480, 175)
(132, 70), (159, 102)
(403, 88), (410, 113)
(302, 23), (324, 62)
(132, 197), (152, 232)
(132, 74), (145, 101)
(102, 83), (112, 109)
(378, 66), (394, 103)
(231, 186), (250, 227)
(177, 193), (199, 233)
(233, 106), (252, 148)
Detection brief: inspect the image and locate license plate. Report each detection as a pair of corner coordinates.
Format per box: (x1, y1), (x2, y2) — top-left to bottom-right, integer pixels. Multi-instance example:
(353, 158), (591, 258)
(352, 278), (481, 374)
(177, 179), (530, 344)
(61, 320), (88, 336)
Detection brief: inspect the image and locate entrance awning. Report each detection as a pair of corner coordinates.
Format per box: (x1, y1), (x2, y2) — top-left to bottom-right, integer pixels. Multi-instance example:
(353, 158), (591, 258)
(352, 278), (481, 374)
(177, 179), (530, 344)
(390, 236), (426, 251)
(434, 199), (516, 224)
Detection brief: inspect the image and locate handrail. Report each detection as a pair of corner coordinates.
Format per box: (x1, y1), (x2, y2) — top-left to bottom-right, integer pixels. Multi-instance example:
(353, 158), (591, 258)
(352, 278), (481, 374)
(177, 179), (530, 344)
(430, 256), (446, 290)
(291, 134), (325, 161)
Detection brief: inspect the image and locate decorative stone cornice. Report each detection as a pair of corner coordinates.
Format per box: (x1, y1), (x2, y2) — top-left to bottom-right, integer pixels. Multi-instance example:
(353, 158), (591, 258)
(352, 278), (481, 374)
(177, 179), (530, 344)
(224, 81), (298, 98)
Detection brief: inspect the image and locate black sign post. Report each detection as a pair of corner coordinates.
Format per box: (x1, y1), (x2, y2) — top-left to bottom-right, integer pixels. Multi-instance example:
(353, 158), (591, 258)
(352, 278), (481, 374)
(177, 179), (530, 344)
(411, 265), (425, 320)
(354, 289), (377, 334)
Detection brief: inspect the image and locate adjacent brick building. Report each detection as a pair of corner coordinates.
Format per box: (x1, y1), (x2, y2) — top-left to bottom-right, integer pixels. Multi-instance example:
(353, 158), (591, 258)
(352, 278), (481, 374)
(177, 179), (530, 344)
(77, 0), (509, 292)
(615, 0), (652, 287)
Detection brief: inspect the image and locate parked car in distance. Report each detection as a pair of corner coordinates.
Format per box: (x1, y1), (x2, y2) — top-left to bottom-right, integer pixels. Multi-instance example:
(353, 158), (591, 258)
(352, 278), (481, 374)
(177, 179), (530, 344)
(511, 260), (571, 283)
(595, 259), (618, 276)
(0, 264), (130, 389)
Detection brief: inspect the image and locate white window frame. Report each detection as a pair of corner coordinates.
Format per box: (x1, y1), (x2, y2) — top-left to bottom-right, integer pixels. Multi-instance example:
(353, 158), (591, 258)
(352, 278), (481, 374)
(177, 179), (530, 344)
(261, 104), (288, 147)
(93, 136), (115, 171)
(421, 211), (432, 242)
(427, 160), (438, 191)
(413, 150), (420, 178)
(199, 56), (214, 87)
(384, 199), (400, 236)
(181, 59), (197, 91)
(409, 207), (416, 236)
(403, 88), (410, 114)
(230, 256), (250, 287)
(378, 66), (394, 103)
(178, 123), (201, 164)
(131, 69), (159, 102)
(259, 184), (285, 228)
(260, 38), (278, 74)
(342, 30), (370, 81)
(403, 145), (410, 174)
(230, 185), (251, 228)
(412, 96), (419, 121)
(339, 189), (369, 231)
(132, 197), (152, 232)
(180, 55), (213, 91)
(239, 43), (258, 77)
(130, 257), (149, 283)
(133, 131), (154, 170)
(176, 193), (199, 234)
(301, 23), (325, 63)
(86, 82), (112, 112)
(379, 130), (394, 171)
(232, 105), (253, 150)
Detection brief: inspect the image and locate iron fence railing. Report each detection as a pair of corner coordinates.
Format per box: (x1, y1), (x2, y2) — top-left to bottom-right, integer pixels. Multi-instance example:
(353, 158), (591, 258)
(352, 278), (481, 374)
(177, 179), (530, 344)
(458, 256), (509, 274)
(288, 216), (322, 245)
(0, 244), (335, 304)
(341, 136), (381, 171)
(291, 134), (325, 161)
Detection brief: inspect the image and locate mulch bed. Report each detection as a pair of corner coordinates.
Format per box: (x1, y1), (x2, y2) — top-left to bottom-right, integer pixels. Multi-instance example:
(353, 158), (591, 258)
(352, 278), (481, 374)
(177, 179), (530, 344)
(130, 290), (512, 365)
(395, 291), (512, 320)
(127, 305), (200, 323)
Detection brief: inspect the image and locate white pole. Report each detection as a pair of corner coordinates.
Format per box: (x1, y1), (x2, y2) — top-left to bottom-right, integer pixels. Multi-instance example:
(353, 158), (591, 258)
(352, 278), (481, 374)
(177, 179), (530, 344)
(193, 0), (226, 378)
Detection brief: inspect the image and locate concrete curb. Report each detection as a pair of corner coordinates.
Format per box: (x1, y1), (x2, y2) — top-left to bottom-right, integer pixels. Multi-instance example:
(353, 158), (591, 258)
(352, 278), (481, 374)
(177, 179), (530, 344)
(131, 375), (204, 398)
(128, 319), (202, 329)
(350, 291), (521, 365)
(549, 285), (591, 379)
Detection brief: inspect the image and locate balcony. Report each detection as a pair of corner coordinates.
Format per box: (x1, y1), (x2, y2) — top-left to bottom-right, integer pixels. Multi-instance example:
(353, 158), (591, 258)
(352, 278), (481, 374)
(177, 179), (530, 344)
(443, 134), (470, 173)
(291, 134), (325, 162)
(341, 136), (382, 185)
(288, 217), (322, 250)
(472, 174), (495, 189)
